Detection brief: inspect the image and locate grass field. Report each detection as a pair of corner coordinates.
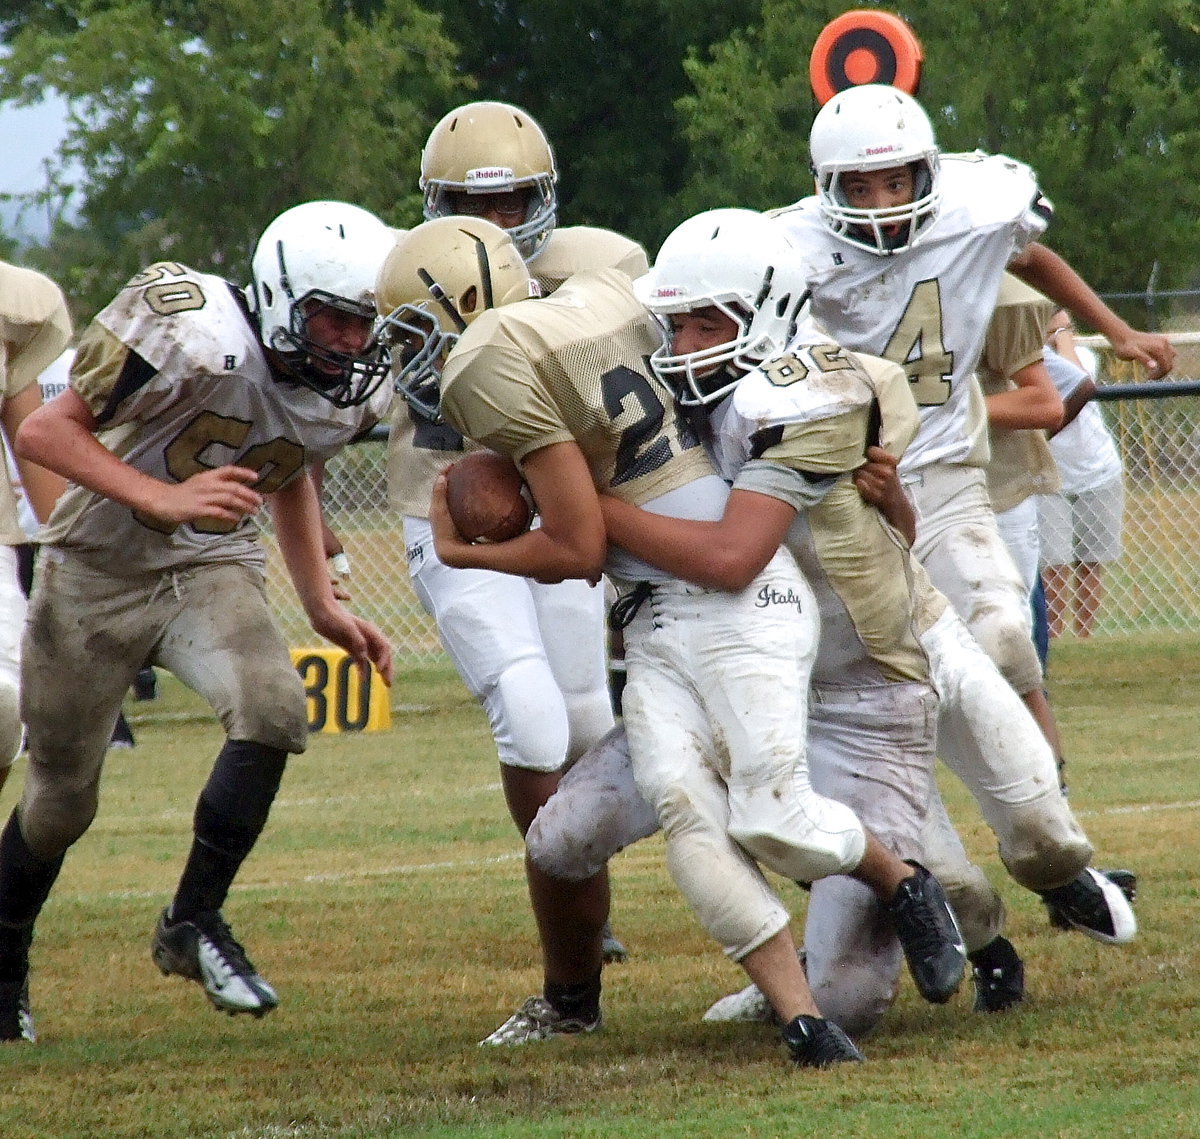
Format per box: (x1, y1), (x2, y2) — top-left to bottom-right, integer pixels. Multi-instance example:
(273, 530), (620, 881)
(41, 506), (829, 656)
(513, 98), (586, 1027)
(2, 636), (1198, 1138)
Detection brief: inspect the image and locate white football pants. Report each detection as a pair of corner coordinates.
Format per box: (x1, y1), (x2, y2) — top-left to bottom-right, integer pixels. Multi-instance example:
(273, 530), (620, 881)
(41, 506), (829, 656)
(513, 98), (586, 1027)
(404, 517), (614, 773)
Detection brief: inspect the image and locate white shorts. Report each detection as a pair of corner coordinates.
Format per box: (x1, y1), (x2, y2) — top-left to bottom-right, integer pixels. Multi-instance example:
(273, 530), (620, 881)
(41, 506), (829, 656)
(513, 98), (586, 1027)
(907, 463), (1044, 695)
(404, 517), (613, 772)
(994, 496), (1041, 598)
(1038, 476), (1124, 566)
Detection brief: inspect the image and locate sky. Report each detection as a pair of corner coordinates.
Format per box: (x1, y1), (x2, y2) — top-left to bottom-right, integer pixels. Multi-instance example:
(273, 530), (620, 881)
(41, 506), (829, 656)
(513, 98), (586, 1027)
(1, 94), (72, 241)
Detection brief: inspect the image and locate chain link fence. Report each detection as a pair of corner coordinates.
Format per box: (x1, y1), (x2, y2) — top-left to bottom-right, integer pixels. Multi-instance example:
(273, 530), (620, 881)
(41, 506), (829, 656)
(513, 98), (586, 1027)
(260, 328), (1200, 661)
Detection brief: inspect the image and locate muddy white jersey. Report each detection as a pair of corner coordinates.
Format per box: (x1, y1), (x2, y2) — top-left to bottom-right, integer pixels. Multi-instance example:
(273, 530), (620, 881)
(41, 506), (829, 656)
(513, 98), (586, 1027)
(387, 225), (649, 518)
(0, 263), (73, 544)
(39, 261), (384, 574)
(708, 340), (934, 683)
(773, 151), (1052, 477)
(440, 268), (723, 581)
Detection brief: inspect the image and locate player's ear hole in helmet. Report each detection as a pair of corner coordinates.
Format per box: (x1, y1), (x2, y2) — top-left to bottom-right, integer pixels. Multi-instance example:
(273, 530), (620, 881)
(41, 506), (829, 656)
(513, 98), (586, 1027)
(635, 208), (810, 407)
(248, 200), (395, 408)
(808, 83), (941, 255)
(375, 216), (539, 422)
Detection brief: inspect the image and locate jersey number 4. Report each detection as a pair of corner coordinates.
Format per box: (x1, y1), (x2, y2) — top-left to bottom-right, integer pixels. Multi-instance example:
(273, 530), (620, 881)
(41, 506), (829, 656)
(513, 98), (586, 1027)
(882, 279), (954, 407)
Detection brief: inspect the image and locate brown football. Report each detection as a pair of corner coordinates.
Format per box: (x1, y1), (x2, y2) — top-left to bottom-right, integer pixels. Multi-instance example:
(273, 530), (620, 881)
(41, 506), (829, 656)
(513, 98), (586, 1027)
(445, 449), (534, 543)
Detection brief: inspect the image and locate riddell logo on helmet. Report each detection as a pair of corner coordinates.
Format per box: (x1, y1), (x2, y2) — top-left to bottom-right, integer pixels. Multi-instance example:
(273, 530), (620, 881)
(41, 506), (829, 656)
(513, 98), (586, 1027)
(465, 167), (516, 188)
(863, 144), (902, 156)
(652, 286), (689, 299)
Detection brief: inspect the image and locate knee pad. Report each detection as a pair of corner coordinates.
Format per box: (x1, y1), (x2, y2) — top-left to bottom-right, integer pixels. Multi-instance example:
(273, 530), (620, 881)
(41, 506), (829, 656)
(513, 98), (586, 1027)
(488, 657), (570, 773)
(811, 958), (900, 1038)
(937, 863), (1006, 954)
(997, 797), (1093, 892)
(965, 604), (1045, 695)
(229, 669), (308, 754)
(18, 752), (99, 859)
(527, 728), (658, 881)
(727, 783), (865, 884)
(805, 878), (901, 1037)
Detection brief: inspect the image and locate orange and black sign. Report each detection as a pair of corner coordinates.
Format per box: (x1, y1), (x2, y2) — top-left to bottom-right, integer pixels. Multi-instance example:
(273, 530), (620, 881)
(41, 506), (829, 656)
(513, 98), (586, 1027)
(809, 9), (923, 106)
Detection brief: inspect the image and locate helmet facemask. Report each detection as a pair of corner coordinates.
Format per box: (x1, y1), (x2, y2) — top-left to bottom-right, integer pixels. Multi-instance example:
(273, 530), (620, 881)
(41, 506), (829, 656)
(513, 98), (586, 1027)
(815, 156), (940, 255)
(375, 216), (538, 423)
(808, 83), (943, 256)
(268, 276), (391, 410)
(376, 299), (464, 424)
(419, 101), (559, 262)
(424, 175), (557, 263)
(249, 200), (395, 409)
(635, 208), (811, 408)
(646, 300), (769, 409)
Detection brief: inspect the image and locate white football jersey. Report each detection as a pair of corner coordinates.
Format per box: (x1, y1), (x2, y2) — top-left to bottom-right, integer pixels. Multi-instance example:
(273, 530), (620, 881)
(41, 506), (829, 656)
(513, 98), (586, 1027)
(40, 261), (383, 573)
(773, 151), (1051, 476)
(707, 340), (934, 684)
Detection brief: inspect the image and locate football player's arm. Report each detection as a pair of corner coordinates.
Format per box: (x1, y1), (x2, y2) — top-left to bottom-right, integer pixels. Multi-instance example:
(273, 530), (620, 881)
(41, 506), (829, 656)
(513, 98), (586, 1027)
(1008, 242), (1175, 379)
(308, 458), (351, 599)
(1, 381), (66, 523)
(430, 440), (605, 583)
(14, 388), (264, 527)
(852, 446), (917, 545)
(985, 360), (1064, 431)
(268, 473), (393, 685)
(1045, 321), (1098, 435)
(599, 489), (795, 592)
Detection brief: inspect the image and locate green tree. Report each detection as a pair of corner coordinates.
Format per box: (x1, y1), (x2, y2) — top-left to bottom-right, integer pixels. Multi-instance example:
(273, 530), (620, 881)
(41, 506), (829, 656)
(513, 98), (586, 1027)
(677, 0), (1200, 296)
(1, 0), (466, 319)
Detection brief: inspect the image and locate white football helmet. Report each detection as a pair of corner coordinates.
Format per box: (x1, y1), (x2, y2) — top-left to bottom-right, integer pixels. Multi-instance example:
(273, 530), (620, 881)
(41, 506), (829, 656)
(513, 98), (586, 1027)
(247, 200), (394, 407)
(809, 83), (941, 255)
(375, 216), (538, 421)
(634, 208), (809, 407)
(420, 101), (558, 262)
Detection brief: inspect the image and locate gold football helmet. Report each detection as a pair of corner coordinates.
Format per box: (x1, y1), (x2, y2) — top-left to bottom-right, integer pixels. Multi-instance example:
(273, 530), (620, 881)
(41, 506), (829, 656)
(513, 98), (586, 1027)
(419, 101), (558, 261)
(375, 216), (538, 420)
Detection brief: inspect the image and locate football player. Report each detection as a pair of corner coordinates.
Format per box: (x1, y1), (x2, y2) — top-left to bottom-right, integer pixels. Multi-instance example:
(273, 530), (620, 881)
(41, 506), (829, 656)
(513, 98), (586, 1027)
(0, 200), (395, 1043)
(773, 83), (1171, 770)
(0, 265), (71, 800)
(383, 215), (969, 1066)
(772, 82), (1163, 921)
(387, 101), (647, 970)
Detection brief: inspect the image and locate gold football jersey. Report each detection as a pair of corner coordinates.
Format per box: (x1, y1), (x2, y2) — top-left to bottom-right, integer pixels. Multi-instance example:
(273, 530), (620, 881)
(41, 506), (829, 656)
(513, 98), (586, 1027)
(441, 268), (714, 505)
(979, 274), (1061, 513)
(0, 262), (73, 545)
(713, 346), (934, 684)
(387, 225), (649, 517)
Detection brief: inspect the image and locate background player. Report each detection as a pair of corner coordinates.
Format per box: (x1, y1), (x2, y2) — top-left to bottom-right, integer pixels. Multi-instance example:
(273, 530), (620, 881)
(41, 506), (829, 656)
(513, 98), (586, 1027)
(0, 264), (71, 799)
(0, 200), (394, 1043)
(387, 101), (646, 966)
